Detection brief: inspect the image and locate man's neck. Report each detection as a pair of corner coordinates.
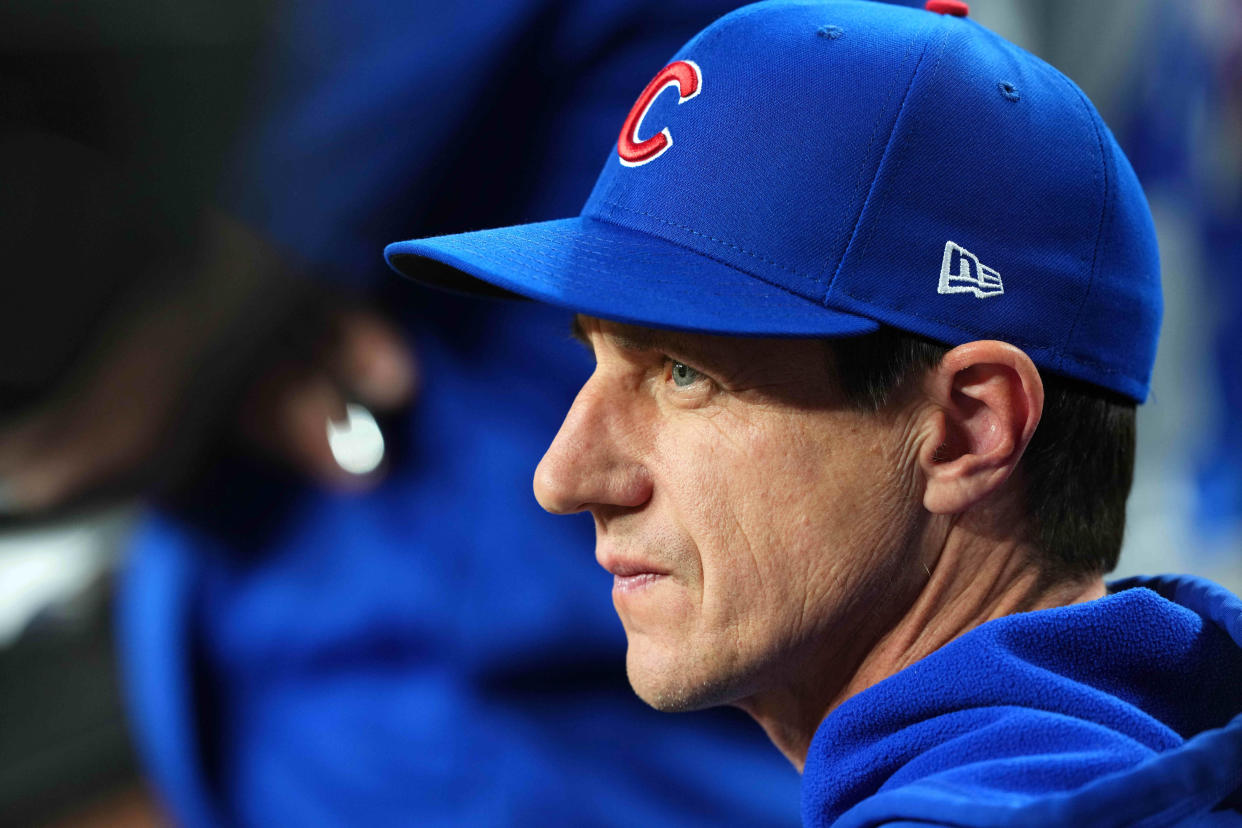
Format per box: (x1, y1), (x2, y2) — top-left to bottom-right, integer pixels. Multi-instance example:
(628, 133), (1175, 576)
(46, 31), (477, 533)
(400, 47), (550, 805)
(737, 519), (1106, 771)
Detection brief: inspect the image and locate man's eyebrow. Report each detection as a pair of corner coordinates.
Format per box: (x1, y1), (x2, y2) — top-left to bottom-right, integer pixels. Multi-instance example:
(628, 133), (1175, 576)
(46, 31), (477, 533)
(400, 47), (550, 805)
(570, 315), (663, 353)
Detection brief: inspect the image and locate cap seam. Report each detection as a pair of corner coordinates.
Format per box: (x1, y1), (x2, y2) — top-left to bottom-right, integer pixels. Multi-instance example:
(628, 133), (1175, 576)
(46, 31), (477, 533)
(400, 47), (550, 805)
(824, 25), (1132, 391)
(451, 218), (878, 317)
(826, 17), (948, 304)
(823, 16), (933, 290)
(596, 197), (824, 286)
(582, 210), (1129, 379)
(597, 6), (937, 304)
(1052, 72), (1111, 375)
(588, 200), (1134, 380)
(584, 204), (837, 308)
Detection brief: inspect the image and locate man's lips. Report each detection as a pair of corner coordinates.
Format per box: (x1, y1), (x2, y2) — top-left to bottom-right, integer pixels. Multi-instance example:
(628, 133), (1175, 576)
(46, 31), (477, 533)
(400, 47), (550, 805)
(612, 572), (664, 593)
(597, 554), (671, 593)
(597, 553), (669, 579)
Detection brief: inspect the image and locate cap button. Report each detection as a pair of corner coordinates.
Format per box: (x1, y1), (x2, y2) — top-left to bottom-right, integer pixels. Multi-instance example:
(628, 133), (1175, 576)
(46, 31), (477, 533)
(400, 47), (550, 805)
(925, 0), (969, 16)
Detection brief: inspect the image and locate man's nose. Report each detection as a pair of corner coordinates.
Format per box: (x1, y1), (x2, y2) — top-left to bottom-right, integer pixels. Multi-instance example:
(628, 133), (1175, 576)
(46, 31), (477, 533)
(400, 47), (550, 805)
(533, 378), (652, 515)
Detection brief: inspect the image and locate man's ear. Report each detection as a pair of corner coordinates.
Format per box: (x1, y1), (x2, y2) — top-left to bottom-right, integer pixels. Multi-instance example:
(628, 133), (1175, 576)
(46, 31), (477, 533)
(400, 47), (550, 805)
(918, 340), (1043, 515)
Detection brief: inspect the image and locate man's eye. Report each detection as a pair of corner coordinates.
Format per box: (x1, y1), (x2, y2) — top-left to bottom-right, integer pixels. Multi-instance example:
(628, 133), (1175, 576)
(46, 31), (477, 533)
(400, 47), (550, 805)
(669, 361), (702, 388)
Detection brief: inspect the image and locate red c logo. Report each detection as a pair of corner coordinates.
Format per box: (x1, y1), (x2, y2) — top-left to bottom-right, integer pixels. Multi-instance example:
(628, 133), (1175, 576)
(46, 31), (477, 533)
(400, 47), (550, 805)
(617, 60), (702, 167)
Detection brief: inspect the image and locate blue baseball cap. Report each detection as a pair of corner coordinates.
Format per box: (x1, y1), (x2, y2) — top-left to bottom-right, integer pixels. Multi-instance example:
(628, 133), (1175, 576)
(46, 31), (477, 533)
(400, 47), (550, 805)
(385, 0), (1161, 402)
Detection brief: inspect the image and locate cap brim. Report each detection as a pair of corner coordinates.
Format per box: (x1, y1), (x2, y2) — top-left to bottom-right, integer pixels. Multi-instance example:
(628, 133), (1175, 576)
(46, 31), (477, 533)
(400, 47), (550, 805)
(384, 216), (879, 338)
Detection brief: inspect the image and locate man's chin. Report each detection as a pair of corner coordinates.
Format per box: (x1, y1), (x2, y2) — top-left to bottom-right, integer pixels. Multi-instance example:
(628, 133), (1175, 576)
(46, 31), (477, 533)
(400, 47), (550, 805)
(625, 648), (745, 713)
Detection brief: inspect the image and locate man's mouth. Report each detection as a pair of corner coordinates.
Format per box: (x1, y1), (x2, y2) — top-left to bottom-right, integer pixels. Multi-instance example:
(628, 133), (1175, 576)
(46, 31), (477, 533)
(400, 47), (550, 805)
(612, 571), (665, 593)
(598, 554), (669, 593)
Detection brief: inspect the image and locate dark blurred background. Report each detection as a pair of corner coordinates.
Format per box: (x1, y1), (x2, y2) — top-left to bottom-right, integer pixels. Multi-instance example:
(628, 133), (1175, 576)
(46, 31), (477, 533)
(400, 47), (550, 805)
(0, 1), (1238, 825)
(2, 3), (272, 824)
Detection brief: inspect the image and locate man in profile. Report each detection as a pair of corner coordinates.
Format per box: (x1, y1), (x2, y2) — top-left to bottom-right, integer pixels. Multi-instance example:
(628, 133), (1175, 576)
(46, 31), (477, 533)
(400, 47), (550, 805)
(385, 1), (1242, 825)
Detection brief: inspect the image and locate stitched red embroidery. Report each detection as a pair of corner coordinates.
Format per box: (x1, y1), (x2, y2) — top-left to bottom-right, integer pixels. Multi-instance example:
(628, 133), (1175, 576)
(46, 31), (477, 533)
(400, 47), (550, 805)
(617, 60), (702, 167)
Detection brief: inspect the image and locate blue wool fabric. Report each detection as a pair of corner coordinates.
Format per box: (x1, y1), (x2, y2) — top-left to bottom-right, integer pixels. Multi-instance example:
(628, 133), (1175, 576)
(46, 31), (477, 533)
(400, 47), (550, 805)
(802, 575), (1242, 827)
(388, 0), (1162, 401)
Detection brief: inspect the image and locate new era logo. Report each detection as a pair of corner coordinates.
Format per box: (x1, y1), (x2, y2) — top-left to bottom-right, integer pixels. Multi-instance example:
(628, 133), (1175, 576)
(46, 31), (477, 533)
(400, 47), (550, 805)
(938, 241), (1003, 299)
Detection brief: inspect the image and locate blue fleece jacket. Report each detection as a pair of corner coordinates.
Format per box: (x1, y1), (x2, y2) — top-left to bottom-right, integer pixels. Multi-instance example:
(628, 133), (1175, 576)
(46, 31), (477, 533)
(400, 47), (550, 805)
(802, 574), (1242, 827)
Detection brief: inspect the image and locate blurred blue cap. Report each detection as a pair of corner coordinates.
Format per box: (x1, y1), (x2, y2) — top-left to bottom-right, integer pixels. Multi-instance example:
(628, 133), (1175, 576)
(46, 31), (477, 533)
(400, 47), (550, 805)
(386, 0), (1161, 401)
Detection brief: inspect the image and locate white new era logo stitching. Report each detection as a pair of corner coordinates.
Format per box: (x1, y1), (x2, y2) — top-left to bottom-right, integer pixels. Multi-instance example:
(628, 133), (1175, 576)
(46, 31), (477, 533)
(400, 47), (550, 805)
(938, 241), (1003, 299)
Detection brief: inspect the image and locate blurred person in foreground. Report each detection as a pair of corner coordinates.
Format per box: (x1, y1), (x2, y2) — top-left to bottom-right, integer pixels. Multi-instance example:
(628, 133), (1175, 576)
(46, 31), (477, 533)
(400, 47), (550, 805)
(4, 0), (804, 825)
(384, 2), (1242, 825)
(111, 1), (803, 826)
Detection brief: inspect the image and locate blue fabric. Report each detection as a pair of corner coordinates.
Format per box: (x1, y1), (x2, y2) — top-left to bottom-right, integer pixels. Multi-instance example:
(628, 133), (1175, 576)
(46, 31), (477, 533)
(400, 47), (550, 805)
(118, 1), (802, 826)
(387, 216), (880, 336)
(387, 0), (1162, 402)
(801, 574), (1242, 827)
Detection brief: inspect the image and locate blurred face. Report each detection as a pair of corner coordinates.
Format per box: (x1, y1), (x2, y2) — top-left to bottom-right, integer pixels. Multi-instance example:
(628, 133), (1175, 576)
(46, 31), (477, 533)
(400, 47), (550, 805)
(534, 317), (925, 712)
